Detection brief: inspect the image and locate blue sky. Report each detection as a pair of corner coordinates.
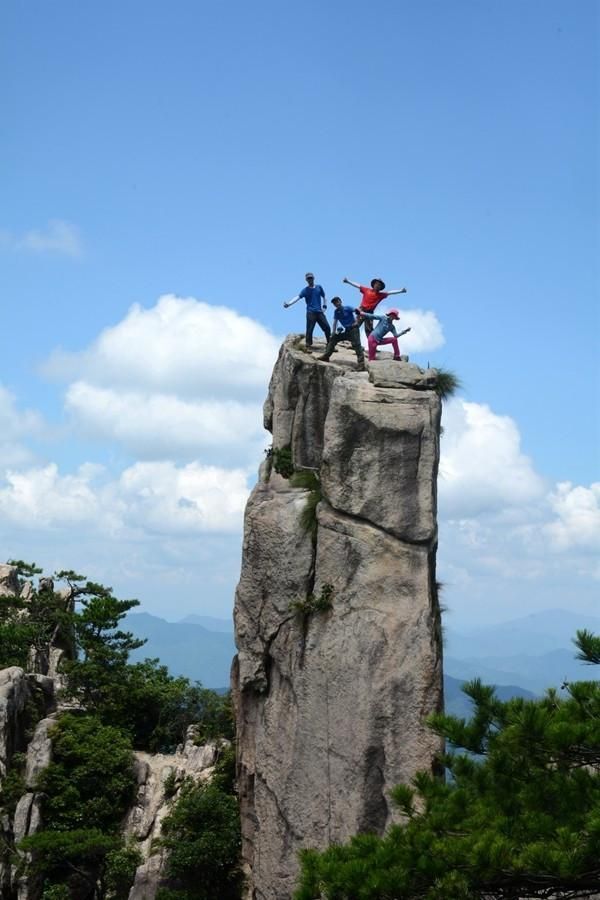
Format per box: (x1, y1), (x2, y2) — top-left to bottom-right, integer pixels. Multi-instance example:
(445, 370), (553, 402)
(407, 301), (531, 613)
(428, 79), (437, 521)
(1, 0), (598, 627)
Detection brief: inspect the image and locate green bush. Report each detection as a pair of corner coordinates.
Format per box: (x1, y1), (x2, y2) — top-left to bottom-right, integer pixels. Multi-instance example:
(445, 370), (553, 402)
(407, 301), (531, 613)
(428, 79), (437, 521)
(157, 779), (242, 899)
(290, 583), (334, 617)
(19, 714), (138, 898)
(272, 446), (294, 478)
(104, 844), (142, 899)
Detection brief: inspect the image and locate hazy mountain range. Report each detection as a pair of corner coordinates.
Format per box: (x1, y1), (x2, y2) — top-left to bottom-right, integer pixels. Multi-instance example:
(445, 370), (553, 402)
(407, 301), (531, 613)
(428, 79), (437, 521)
(124, 607), (599, 714)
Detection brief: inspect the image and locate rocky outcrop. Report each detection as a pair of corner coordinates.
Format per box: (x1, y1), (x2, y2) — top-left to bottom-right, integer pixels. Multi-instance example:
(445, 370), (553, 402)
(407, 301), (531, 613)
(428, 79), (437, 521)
(0, 565), (20, 598)
(232, 337), (444, 899)
(125, 731), (230, 900)
(0, 671), (56, 899)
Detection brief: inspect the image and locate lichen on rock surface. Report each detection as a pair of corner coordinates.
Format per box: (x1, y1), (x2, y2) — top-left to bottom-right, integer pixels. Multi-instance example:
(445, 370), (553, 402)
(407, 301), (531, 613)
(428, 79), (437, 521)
(232, 336), (444, 900)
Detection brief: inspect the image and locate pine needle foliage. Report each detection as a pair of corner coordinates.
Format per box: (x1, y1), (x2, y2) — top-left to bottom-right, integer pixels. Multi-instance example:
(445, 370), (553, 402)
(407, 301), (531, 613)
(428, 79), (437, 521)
(295, 631), (600, 900)
(433, 368), (462, 400)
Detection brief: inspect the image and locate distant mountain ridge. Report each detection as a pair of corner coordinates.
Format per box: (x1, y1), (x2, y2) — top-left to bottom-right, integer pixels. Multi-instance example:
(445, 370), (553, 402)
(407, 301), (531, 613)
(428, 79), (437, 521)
(444, 675), (536, 717)
(125, 607), (599, 698)
(445, 608), (600, 694)
(125, 612), (235, 689)
(178, 613), (233, 632)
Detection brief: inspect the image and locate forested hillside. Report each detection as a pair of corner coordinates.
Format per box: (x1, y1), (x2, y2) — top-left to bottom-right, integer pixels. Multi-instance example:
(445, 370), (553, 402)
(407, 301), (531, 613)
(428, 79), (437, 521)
(0, 562), (241, 900)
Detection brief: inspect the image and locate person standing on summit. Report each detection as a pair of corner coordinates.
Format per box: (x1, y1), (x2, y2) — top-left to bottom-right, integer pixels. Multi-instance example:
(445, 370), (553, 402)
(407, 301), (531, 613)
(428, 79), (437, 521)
(283, 272), (331, 350)
(342, 276), (407, 336)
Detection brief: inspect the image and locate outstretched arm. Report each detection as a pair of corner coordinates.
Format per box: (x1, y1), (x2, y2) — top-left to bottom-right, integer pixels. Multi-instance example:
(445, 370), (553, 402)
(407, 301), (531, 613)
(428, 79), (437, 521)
(356, 311), (381, 321)
(283, 295), (301, 309)
(343, 277), (360, 289)
(385, 287), (408, 296)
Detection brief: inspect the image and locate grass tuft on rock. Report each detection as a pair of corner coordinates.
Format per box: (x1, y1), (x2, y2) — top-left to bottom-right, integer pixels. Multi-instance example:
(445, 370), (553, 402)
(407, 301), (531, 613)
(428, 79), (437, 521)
(434, 368), (462, 400)
(290, 470), (321, 539)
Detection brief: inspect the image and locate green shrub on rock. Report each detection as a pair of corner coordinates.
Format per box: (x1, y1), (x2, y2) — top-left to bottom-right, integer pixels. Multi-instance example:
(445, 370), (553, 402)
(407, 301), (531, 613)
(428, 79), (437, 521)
(157, 778), (242, 900)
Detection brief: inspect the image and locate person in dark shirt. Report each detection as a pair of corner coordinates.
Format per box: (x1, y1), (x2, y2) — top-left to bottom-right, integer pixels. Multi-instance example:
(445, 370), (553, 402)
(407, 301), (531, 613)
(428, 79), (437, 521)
(283, 272), (331, 349)
(318, 297), (365, 370)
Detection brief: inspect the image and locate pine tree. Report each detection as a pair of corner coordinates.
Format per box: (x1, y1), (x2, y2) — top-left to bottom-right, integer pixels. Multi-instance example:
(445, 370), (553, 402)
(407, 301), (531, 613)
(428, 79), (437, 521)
(296, 631), (600, 900)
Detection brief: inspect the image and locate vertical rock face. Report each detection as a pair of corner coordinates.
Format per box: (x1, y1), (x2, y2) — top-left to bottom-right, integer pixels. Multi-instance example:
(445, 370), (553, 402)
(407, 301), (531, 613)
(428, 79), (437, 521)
(232, 338), (444, 900)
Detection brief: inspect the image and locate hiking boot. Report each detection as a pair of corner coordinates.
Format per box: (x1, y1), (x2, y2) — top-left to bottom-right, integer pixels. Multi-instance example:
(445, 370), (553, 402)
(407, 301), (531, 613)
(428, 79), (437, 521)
(356, 362), (366, 372)
(317, 355), (330, 362)
(393, 356), (402, 361)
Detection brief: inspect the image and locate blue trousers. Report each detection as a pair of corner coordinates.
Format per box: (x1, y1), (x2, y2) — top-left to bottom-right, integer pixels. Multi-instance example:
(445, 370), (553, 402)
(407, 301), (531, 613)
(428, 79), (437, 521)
(306, 310), (331, 346)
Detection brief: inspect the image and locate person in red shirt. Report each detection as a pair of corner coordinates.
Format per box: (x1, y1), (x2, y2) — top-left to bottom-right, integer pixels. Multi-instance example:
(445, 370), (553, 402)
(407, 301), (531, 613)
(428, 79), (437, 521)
(342, 276), (407, 335)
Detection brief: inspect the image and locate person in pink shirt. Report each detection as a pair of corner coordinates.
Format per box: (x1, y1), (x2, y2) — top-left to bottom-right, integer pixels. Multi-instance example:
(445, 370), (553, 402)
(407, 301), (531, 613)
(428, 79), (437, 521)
(342, 276), (407, 335)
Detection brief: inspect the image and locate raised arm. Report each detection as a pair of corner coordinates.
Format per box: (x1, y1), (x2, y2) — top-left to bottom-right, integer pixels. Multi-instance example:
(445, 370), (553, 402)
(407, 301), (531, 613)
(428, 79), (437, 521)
(283, 295), (301, 309)
(342, 277), (360, 290)
(356, 311), (381, 321)
(385, 287), (408, 296)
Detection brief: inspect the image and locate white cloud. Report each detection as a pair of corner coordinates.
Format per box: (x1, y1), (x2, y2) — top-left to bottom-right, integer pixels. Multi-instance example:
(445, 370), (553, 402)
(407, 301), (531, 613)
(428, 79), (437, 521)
(437, 400), (599, 624)
(0, 464), (107, 529)
(0, 220), (83, 257)
(544, 482), (600, 551)
(64, 381), (267, 464)
(439, 400), (545, 517)
(42, 294), (280, 465)
(0, 385), (44, 467)
(0, 460), (250, 535)
(44, 294), (280, 398)
(396, 308), (445, 353)
(118, 461), (250, 534)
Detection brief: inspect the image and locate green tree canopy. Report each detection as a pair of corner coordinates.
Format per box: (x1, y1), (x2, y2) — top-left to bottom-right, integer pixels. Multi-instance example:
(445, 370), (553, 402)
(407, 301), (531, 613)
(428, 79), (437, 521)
(157, 774), (242, 900)
(19, 714), (138, 899)
(296, 631), (600, 900)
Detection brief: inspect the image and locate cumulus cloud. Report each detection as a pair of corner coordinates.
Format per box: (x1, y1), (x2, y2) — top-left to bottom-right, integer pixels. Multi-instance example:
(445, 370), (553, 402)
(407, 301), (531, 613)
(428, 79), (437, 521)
(0, 460), (250, 535)
(544, 482), (600, 551)
(118, 461), (250, 534)
(396, 308), (445, 353)
(64, 382), (267, 464)
(0, 220), (83, 257)
(439, 400), (545, 517)
(44, 294), (280, 398)
(42, 294), (280, 465)
(436, 399), (599, 623)
(0, 385), (44, 467)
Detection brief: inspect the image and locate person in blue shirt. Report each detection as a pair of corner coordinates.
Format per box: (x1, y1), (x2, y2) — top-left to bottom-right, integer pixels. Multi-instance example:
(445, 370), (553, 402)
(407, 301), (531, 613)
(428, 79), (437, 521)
(318, 297), (365, 370)
(359, 309), (411, 361)
(283, 272), (331, 350)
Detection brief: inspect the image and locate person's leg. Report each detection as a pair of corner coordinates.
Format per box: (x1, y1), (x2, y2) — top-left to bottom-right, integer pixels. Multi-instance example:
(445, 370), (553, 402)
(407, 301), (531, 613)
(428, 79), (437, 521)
(306, 311), (317, 346)
(378, 336), (400, 358)
(349, 326), (365, 365)
(319, 331), (342, 360)
(367, 333), (379, 361)
(363, 316), (373, 337)
(315, 311), (331, 342)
